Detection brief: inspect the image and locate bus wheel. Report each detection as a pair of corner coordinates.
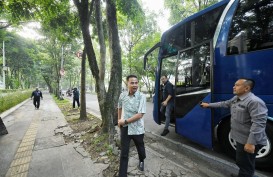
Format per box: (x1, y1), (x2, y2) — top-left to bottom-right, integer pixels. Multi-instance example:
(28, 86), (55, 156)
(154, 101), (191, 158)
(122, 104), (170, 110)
(218, 119), (236, 159)
(256, 121), (273, 169)
(218, 119), (273, 170)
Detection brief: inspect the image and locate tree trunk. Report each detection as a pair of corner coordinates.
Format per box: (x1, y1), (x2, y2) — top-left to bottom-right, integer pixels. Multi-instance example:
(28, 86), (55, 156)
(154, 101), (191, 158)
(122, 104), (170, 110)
(105, 0), (122, 143)
(95, 0), (106, 81)
(80, 48), (87, 120)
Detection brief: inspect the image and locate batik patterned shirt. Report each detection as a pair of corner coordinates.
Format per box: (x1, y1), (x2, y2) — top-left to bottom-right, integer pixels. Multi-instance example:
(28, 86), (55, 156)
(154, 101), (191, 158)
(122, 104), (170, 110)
(118, 90), (146, 135)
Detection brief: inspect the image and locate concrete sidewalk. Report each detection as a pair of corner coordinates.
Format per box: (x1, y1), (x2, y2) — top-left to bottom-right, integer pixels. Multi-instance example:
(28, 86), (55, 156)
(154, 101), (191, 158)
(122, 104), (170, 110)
(0, 93), (108, 177)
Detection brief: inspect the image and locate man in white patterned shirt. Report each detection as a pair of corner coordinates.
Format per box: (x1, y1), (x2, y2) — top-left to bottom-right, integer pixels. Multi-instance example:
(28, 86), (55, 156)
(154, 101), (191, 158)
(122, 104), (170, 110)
(118, 75), (146, 177)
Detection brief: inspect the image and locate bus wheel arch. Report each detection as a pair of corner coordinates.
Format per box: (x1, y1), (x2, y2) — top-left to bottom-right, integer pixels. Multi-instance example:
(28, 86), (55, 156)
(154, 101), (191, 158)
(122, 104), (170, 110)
(217, 118), (273, 169)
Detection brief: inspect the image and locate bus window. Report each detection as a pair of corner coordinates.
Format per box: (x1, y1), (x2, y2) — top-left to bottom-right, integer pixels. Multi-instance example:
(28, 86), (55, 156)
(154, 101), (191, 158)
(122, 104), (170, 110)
(194, 6), (225, 45)
(176, 42), (210, 95)
(161, 56), (176, 87)
(227, 0), (273, 55)
(175, 42), (211, 117)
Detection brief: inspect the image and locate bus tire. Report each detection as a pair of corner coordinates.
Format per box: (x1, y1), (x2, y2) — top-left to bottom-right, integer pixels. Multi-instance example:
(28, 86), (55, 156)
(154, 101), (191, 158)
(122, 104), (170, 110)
(217, 119), (236, 159)
(256, 121), (273, 169)
(218, 119), (273, 170)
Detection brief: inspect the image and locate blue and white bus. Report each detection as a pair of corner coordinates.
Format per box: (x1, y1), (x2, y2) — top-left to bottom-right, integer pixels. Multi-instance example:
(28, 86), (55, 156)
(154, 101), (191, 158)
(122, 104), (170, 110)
(144, 0), (273, 169)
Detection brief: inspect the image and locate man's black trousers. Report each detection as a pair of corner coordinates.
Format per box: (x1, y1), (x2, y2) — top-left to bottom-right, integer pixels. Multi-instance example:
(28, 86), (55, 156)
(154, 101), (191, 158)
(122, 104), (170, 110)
(236, 142), (263, 177)
(73, 98), (80, 108)
(119, 126), (146, 177)
(33, 99), (40, 108)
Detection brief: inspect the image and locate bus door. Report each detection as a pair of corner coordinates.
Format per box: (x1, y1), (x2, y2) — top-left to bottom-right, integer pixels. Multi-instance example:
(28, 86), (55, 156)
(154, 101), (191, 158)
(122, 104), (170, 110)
(174, 41), (213, 148)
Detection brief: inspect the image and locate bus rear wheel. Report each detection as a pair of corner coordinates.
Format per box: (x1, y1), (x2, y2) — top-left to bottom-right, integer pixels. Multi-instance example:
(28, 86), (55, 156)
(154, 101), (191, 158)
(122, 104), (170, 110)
(218, 119), (273, 170)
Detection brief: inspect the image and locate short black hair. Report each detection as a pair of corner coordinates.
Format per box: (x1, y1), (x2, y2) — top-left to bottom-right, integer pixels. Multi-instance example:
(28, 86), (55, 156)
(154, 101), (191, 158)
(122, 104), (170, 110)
(161, 75), (168, 79)
(240, 78), (255, 90)
(126, 75), (138, 81)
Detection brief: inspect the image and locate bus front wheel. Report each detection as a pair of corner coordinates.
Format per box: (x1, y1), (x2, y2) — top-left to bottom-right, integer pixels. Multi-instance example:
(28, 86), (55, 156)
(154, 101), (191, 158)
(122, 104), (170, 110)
(218, 119), (273, 170)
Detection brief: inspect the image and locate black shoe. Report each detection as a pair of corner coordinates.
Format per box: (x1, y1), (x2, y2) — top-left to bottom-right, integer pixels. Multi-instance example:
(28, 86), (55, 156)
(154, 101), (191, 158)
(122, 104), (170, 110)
(138, 161), (144, 171)
(161, 129), (169, 136)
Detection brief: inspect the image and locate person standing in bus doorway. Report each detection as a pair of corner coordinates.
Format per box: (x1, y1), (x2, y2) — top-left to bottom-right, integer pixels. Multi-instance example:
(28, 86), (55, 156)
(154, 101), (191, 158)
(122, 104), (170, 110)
(200, 78), (268, 177)
(118, 75), (146, 177)
(72, 87), (80, 108)
(31, 87), (43, 109)
(160, 75), (174, 136)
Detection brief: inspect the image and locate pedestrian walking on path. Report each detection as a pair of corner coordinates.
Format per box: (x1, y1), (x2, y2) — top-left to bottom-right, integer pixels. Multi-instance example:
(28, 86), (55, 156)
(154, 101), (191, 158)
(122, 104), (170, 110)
(118, 74), (147, 177)
(160, 75), (174, 136)
(73, 87), (80, 108)
(31, 87), (43, 109)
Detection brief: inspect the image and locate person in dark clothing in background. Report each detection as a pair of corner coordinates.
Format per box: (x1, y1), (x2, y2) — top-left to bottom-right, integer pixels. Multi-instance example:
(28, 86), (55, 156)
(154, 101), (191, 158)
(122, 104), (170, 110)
(31, 87), (43, 109)
(160, 75), (174, 136)
(73, 87), (80, 108)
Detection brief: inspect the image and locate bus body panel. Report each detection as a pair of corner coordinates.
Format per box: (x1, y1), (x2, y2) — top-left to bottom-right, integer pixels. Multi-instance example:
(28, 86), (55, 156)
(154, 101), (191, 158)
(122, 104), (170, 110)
(176, 94), (212, 148)
(153, 56), (163, 124)
(146, 0), (273, 169)
(214, 0), (273, 118)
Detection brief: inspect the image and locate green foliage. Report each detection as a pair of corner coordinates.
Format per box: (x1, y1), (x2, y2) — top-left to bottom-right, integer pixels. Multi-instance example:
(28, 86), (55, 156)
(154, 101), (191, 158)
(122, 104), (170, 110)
(164, 0), (220, 25)
(119, 9), (160, 94)
(117, 0), (144, 22)
(1, 31), (45, 89)
(0, 90), (32, 113)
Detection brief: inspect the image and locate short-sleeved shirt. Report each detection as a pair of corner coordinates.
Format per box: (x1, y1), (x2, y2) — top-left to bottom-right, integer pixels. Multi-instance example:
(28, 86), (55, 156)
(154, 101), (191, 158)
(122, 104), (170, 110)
(118, 90), (146, 135)
(209, 92), (268, 145)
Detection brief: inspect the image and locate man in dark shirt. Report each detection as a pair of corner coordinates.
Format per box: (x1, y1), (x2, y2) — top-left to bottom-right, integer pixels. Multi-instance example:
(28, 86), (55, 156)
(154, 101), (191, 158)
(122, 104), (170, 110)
(73, 87), (80, 108)
(160, 75), (174, 136)
(201, 78), (268, 177)
(31, 87), (43, 109)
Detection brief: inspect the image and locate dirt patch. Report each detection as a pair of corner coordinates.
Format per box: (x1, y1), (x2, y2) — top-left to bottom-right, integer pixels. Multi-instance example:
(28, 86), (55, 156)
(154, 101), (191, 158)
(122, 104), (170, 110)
(55, 100), (119, 177)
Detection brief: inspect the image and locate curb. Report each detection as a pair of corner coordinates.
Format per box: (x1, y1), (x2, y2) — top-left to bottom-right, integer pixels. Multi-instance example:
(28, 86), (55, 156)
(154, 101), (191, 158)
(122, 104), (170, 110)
(0, 99), (29, 120)
(145, 130), (268, 177)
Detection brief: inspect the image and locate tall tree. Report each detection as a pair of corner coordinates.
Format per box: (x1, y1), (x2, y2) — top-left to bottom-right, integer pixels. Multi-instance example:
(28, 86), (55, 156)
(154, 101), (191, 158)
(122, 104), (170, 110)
(73, 0), (121, 139)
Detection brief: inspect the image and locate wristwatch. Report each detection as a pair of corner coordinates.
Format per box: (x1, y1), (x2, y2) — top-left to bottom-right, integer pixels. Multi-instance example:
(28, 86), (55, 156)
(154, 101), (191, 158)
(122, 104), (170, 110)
(125, 120), (128, 125)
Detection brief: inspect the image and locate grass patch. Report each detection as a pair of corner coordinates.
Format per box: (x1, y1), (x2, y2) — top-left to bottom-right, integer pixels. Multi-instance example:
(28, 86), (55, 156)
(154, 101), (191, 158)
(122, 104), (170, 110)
(0, 90), (32, 113)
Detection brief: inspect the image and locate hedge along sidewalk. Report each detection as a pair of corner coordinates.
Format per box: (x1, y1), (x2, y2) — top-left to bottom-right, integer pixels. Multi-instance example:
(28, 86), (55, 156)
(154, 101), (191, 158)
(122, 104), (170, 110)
(0, 90), (32, 116)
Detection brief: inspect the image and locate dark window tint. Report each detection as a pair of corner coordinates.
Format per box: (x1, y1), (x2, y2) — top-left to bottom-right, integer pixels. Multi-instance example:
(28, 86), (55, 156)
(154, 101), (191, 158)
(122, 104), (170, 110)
(162, 5), (225, 57)
(227, 0), (273, 55)
(176, 42), (210, 94)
